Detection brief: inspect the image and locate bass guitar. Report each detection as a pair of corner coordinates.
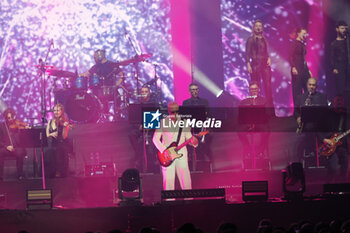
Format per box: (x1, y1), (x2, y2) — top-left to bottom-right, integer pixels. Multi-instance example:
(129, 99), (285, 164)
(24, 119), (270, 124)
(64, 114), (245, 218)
(158, 130), (209, 167)
(319, 129), (350, 157)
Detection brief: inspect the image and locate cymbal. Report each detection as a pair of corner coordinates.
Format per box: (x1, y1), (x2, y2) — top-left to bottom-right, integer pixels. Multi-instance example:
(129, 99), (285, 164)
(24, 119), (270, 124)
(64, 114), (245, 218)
(47, 69), (77, 78)
(137, 53), (152, 59)
(35, 65), (55, 69)
(118, 53), (153, 66)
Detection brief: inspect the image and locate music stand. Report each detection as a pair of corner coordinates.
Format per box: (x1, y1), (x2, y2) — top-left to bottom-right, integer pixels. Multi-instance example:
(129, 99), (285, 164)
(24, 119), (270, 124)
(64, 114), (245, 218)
(17, 128), (47, 148)
(238, 104), (268, 126)
(238, 104), (269, 170)
(179, 105), (207, 121)
(128, 103), (159, 124)
(17, 128), (48, 189)
(300, 106), (328, 132)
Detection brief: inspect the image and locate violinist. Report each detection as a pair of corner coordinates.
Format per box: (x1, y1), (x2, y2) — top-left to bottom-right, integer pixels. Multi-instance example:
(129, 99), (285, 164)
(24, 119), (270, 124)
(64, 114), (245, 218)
(0, 108), (28, 181)
(45, 103), (70, 178)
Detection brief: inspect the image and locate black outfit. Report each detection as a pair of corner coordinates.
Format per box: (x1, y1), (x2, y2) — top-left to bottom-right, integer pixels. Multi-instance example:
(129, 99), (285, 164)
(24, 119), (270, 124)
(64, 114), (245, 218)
(289, 40), (311, 106)
(0, 122), (26, 180)
(330, 39), (349, 95)
(89, 61), (122, 112)
(245, 36), (273, 104)
(238, 96), (270, 159)
(182, 97), (209, 107)
(89, 60), (121, 86)
(182, 97), (212, 170)
(321, 107), (349, 183)
(293, 91), (328, 163)
(128, 98), (159, 173)
(45, 120), (70, 178)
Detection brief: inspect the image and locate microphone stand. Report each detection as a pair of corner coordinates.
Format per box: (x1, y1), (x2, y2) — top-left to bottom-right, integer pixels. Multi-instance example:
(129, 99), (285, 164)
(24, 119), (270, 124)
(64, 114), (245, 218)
(37, 40), (53, 190)
(345, 30), (350, 66)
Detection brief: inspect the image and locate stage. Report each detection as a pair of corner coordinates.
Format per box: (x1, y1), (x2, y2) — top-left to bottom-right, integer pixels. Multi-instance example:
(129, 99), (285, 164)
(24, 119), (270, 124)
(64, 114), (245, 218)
(0, 121), (349, 232)
(0, 183), (350, 233)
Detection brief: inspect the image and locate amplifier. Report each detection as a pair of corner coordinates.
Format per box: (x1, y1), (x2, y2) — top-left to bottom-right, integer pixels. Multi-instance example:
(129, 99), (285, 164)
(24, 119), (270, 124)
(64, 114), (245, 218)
(84, 163), (116, 177)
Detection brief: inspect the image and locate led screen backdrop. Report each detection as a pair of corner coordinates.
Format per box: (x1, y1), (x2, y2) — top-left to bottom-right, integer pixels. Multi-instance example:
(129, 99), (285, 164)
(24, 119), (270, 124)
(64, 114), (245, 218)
(220, 0), (326, 116)
(0, 0), (173, 124)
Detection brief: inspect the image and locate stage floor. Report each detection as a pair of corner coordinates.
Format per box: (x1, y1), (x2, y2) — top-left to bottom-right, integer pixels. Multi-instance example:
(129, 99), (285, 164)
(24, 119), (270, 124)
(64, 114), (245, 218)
(0, 193), (350, 233)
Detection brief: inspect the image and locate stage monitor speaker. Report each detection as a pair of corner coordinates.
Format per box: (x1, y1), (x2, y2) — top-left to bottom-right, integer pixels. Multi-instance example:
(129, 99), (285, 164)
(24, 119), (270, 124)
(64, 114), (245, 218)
(323, 183), (350, 198)
(26, 189), (52, 210)
(242, 181), (268, 202)
(161, 188), (225, 202)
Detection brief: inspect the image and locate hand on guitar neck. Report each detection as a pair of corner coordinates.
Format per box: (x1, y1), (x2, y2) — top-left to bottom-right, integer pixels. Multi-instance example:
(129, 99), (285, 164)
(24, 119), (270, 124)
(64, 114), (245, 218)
(189, 136), (198, 147)
(319, 129), (350, 156)
(157, 130), (209, 167)
(6, 145), (14, 152)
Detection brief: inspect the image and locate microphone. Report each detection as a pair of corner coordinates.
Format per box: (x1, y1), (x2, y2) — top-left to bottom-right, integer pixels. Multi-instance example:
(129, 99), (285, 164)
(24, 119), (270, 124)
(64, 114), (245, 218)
(51, 39), (54, 48)
(305, 92), (312, 106)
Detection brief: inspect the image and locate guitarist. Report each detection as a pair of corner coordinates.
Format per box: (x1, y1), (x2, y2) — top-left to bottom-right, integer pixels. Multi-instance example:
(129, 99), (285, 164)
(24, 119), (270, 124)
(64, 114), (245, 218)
(321, 95), (349, 183)
(153, 102), (198, 191)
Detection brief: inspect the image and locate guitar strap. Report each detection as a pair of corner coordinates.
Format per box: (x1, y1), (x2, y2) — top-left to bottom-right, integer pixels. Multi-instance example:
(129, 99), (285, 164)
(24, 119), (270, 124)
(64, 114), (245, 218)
(338, 114), (345, 132)
(175, 127), (183, 145)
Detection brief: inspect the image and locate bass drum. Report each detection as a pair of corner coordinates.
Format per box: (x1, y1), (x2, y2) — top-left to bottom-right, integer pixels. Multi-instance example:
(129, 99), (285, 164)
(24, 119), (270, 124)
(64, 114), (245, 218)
(65, 91), (102, 123)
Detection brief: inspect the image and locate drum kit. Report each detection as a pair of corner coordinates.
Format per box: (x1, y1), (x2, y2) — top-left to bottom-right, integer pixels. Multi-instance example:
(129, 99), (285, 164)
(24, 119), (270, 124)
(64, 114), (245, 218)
(45, 54), (153, 123)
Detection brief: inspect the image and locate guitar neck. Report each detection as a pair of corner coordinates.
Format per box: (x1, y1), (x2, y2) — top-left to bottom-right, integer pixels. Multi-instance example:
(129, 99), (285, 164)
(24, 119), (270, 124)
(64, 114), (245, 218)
(336, 129), (350, 141)
(176, 137), (194, 151)
(176, 133), (202, 151)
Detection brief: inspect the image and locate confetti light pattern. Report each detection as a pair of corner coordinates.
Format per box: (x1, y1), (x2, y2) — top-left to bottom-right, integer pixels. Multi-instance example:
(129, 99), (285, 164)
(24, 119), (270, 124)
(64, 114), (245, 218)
(0, 0), (173, 124)
(220, 0), (326, 116)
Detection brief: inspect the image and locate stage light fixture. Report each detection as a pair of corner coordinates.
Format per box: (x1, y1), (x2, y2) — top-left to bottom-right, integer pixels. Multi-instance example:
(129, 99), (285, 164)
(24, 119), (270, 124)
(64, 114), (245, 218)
(161, 188), (225, 202)
(118, 168), (143, 206)
(242, 181), (268, 202)
(282, 162), (305, 201)
(26, 189), (52, 210)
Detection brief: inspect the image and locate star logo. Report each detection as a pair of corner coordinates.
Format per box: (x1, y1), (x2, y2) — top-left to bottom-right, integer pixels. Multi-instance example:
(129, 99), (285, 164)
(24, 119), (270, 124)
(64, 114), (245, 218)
(143, 109), (161, 129)
(150, 109), (162, 122)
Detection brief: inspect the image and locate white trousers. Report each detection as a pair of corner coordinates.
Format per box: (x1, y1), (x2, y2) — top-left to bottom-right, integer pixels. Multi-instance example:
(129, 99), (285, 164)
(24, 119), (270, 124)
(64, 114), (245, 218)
(162, 154), (192, 190)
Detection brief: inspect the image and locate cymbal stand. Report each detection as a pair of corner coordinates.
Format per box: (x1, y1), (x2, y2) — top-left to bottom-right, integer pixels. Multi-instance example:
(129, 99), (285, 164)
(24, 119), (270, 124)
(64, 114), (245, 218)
(37, 39), (53, 190)
(152, 64), (163, 106)
(124, 29), (142, 96)
(38, 40), (53, 126)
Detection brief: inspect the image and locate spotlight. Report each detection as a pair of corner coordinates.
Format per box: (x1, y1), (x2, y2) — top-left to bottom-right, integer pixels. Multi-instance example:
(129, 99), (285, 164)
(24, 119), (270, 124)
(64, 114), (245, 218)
(216, 89), (224, 98)
(282, 163), (305, 201)
(215, 90), (239, 107)
(118, 168), (143, 206)
(26, 189), (52, 210)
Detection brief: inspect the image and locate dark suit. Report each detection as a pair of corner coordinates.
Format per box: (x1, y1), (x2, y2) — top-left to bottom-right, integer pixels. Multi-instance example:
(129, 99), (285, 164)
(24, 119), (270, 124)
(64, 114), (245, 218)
(293, 91), (328, 162)
(128, 99), (158, 173)
(0, 123), (26, 180)
(238, 96), (270, 158)
(182, 97), (212, 168)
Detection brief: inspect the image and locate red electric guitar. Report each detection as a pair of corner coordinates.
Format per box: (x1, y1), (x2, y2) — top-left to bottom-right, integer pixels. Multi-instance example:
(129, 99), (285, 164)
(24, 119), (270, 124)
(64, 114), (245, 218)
(319, 129), (350, 157)
(157, 131), (209, 167)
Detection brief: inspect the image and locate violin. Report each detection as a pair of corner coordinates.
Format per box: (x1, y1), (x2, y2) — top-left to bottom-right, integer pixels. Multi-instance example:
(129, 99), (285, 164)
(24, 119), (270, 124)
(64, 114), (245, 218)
(55, 118), (70, 127)
(9, 119), (30, 130)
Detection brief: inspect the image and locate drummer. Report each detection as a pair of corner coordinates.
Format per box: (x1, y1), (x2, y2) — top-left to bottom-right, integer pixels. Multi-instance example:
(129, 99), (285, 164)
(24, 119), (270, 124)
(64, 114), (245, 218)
(79, 49), (125, 88)
(79, 49), (126, 113)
